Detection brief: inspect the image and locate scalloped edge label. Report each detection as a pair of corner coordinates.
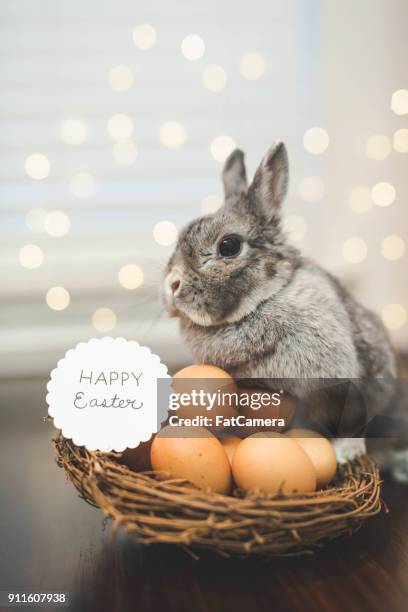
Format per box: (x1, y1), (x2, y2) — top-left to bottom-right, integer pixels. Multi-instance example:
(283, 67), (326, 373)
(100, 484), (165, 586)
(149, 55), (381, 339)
(46, 337), (169, 452)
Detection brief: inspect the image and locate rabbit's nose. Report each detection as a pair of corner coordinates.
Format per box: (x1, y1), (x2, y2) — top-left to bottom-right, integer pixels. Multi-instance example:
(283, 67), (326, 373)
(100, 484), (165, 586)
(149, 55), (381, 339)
(171, 279), (180, 294)
(166, 270), (182, 298)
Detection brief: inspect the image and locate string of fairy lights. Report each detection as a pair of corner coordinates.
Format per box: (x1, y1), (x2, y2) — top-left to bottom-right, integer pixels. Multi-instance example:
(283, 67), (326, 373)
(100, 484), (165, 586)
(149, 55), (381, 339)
(17, 24), (408, 334)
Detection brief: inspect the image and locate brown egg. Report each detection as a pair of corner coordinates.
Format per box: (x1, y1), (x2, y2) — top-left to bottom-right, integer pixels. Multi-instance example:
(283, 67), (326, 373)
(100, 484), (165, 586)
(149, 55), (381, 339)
(232, 432), (316, 495)
(171, 364), (238, 431)
(220, 435), (242, 465)
(286, 429), (337, 487)
(151, 425), (232, 494)
(173, 364), (234, 384)
(235, 387), (295, 435)
(120, 437), (153, 472)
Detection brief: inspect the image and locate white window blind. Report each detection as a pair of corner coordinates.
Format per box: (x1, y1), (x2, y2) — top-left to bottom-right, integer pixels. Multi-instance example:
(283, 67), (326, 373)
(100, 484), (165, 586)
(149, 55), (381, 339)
(0, 0), (407, 376)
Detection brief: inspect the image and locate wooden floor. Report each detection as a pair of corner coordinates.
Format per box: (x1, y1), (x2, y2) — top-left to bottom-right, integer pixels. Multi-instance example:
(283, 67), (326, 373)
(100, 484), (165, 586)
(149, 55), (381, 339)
(1, 378), (407, 612)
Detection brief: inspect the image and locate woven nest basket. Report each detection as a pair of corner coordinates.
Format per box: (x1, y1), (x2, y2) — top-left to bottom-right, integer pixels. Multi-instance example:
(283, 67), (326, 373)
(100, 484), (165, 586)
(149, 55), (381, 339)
(54, 434), (384, 558)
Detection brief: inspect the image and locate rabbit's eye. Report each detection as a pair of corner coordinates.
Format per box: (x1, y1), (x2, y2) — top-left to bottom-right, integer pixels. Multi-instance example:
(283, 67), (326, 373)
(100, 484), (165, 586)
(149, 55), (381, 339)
(218, 234), (242, 257)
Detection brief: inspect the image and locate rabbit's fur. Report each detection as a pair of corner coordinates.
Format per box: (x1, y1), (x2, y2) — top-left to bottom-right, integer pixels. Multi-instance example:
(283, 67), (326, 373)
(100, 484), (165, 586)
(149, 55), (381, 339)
(163, 143), (404, 472)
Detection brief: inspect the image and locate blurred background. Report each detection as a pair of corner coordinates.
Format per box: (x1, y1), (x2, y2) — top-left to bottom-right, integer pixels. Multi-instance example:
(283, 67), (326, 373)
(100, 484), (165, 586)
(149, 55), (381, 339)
(1, 0), (407, 378)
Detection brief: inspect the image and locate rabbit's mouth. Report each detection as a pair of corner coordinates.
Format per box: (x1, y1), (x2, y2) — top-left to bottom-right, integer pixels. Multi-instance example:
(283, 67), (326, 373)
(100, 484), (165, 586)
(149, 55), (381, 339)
(165, 299), (214, 327)
(163, 290), (214, 326)
(161, 286), (180, 319)
(162, 268), (216, 326)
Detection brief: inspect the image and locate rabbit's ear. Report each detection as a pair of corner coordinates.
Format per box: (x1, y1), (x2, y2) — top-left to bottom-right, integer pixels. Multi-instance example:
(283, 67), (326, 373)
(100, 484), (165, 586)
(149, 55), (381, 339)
(249, 142), (289, 216)
(222, 149), (248, 203)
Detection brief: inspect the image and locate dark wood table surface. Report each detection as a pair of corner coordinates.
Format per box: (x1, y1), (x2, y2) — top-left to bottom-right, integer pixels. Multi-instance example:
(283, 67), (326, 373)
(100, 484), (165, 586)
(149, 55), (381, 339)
(1, 378), (407, 612)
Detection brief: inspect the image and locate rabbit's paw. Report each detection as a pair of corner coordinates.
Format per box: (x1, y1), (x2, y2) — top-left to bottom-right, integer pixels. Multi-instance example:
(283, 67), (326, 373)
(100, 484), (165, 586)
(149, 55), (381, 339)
(332, 438), (367, 464)
(388, 448), (408, 483)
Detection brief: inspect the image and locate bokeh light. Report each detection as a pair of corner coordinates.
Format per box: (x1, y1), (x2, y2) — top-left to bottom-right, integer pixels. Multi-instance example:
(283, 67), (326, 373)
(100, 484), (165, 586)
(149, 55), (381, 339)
(153, 220), (178, 246)
(201, 195), (223, 214)
(348, 186), (372, 213)
(25, 154), (50, 180)
(19, 244), (44, 269)
(107, 113), (134, 140)
(46, 287), (70, 311)
(366, 134), (391, 160)
(391, 89), (408, 115)
(202, 65), (227, 92)
(132, 24), (156, 50)
(303, 127), (329, 154)
(371, 182), (396, 207)
(159, 121), (186, 148)
(382, 303), (407, 330)
(298, 176), (325, 203)
(44, 211), (70, 237)
(181, 34), (205, 60)
(118, 264), (144, 289)
(109, 65), (134, 92)
(25, 208), (47, 233)
(60, 118), (88, 146)
(210, 135), (236, 162)
(70, 172), (96, 199)
(393, 128), (408, 153)
(342, 237), (368, 263)
(381, 235), (406, 260)
(283, 215), (307, 242)
(92, 307), (117, 332)
(240, 53), (266, 80)
(113, 140), (138, 165)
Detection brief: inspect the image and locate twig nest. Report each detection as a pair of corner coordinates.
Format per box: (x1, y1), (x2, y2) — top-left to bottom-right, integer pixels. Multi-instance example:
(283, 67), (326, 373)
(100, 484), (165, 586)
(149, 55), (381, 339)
(54, 434), (383, 558)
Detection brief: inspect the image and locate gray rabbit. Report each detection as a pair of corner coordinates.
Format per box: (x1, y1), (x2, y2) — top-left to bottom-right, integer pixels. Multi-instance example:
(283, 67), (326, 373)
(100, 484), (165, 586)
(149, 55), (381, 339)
(162, 142), (406, 476)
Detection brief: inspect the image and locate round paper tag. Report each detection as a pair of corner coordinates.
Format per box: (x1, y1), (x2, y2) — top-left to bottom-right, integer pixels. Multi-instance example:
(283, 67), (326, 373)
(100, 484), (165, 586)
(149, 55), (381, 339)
(46, 337), (169, 452)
